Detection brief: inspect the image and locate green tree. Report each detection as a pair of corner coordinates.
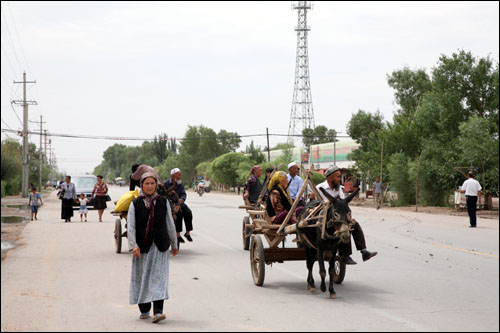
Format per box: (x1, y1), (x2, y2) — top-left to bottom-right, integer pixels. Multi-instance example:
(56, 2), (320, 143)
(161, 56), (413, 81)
(209, 153), (252, 187)
(302, 125), (337, 151)
(245, 140), (266, 164)
(458, 116), (499, 195)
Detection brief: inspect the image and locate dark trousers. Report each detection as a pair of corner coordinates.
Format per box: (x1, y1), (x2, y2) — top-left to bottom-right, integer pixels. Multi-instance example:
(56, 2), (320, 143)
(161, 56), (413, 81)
(338, 222), (367, 256)
(175, 204), (193, 233)
(138, 300), (164, 314)
(466, 195), (478, 227)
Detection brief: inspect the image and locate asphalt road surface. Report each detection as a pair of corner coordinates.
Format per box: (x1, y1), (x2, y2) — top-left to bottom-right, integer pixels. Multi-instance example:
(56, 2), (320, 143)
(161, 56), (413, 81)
(1, 186), (499, 331)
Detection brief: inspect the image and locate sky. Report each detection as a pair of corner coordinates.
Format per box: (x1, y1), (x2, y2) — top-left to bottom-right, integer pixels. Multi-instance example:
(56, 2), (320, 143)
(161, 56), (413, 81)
(1, 1), (499, 176)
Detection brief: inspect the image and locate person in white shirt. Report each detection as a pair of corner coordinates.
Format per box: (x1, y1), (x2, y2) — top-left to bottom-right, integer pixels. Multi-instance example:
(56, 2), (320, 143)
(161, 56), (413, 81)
(315, 166), (377, 265)
(460, 172), (482, 228)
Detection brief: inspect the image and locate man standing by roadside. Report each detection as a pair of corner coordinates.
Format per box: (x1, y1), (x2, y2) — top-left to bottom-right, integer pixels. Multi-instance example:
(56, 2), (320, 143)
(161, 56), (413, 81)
(460, 172), (482, 228)
(164, 168), (193, 244)
(373, 177), (383, 210)
(287, 162), (304, 202)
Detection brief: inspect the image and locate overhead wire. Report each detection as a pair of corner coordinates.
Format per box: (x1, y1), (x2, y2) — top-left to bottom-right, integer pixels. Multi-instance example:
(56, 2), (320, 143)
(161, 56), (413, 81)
(1, 128), (351, 142)
(0, 2), (24, 73)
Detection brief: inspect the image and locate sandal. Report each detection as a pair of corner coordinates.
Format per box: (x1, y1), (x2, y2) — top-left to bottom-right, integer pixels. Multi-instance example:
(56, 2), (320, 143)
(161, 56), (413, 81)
(139, 312), (150, 319)
(152, 313), (166, 323)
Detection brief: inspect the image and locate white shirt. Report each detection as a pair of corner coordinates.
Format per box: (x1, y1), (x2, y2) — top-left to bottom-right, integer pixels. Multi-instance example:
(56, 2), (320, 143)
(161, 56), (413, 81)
(461, 178), (482, 196)
(316, 180), (345, 201)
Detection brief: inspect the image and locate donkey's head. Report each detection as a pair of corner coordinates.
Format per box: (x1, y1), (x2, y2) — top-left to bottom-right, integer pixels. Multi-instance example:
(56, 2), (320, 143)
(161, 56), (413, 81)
(319, 187), (359, 243)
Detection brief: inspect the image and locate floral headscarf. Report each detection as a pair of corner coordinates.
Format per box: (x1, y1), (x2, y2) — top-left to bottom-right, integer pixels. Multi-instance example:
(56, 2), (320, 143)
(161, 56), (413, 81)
(139, 172), (160, 243)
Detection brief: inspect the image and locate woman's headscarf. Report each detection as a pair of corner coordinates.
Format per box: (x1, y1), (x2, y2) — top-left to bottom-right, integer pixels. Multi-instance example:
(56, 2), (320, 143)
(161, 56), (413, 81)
(268, 171), (291, 203)
(249, 165), (261, 177)
(139, 172), (160, 243)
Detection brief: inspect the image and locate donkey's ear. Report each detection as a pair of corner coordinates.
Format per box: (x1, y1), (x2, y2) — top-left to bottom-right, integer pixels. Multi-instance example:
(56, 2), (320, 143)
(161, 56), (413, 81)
(319, 187), (336, 203)
(345, 188), (360, 204)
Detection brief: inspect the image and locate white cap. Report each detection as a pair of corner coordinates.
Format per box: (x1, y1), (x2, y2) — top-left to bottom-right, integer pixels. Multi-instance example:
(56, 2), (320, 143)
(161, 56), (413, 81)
(288, 162), (298, 170)
(170, 168), (181, 175)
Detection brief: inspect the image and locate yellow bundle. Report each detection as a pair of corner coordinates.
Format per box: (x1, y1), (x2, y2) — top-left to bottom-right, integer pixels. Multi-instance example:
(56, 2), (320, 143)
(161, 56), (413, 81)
(114, 189), (139, 212)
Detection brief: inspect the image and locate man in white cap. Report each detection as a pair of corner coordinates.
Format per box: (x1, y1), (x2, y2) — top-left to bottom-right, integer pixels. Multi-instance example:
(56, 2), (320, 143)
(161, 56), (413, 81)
(287, 162), (304, 202)
(316, 166), (377, 265)
(164, 168), (193, 244)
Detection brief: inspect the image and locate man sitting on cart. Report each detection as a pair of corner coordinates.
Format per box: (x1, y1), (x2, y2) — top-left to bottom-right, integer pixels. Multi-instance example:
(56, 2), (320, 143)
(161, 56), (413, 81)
(315, 166), (378, 265)
(164, 168), (193, 244)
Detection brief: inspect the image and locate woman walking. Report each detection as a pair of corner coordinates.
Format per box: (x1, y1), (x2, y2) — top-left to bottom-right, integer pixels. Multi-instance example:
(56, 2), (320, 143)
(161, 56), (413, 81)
(128, 172), (178, 323)
(61, 176), (77, 222)
(91, 175), (108, 222)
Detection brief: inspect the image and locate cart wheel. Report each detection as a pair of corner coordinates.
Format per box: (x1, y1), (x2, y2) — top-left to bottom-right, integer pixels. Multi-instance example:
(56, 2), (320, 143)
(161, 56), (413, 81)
(114, 219), (122, 253)
(250, 235), (265, 286)
(333, 254), (346, 284)
(242, 216), (251, 251)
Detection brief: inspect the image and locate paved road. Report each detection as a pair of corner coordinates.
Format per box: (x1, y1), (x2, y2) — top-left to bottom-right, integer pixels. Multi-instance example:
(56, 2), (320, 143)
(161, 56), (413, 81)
(1, 186), (499, 331)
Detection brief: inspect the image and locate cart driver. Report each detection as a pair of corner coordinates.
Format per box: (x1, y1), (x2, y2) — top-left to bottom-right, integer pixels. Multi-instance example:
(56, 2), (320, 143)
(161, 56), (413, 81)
(315, 166), (378, 265)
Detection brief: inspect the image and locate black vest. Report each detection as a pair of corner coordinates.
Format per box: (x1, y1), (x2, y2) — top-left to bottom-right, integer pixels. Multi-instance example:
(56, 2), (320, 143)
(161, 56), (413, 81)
(133, 196), (170, 253)
(248, 178), (262, 203)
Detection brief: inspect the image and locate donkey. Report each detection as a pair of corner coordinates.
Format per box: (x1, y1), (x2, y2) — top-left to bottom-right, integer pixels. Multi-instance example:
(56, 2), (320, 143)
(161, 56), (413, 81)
(300, 187), (360, 299)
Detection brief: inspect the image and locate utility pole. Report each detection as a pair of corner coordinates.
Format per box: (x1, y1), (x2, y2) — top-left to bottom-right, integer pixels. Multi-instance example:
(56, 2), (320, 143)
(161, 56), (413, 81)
(30, 115), (46, 192)
(266, 127), (270, 162)
(13, 72), (37, 198)
(380, 135), (384, 184)
(333, 132), (337, 166)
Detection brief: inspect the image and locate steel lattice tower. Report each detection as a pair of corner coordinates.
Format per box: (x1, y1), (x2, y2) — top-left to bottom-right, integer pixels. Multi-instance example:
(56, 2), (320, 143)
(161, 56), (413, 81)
(288, 1), (315, 145)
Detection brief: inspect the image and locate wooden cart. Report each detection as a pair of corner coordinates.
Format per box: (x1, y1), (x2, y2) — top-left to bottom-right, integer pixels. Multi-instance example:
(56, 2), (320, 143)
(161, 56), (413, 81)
(111, 209), (128, 253)
(239, 166), (346, 286)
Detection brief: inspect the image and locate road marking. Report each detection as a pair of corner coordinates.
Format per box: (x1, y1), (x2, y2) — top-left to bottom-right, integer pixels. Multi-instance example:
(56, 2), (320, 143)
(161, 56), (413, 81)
(432, 243), (499, 258)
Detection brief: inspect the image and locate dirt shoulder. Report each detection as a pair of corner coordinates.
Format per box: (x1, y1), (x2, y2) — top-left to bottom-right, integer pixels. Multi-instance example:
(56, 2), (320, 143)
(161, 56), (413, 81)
(350, 197), (499, 220)
(1, 189), (54, 262)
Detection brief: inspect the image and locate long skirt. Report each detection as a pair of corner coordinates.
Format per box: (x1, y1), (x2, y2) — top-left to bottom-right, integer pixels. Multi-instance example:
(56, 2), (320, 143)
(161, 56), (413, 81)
(94, 195), (107, 210)
(130, 243), (170, 305)
(61, 198), (74, 220)
(272, 206), (304, 225)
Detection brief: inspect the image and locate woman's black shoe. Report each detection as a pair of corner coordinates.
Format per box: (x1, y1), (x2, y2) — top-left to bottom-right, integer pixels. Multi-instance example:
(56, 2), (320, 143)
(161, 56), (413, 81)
(184, 234), (193, 242)
(178, 236), (185, 243)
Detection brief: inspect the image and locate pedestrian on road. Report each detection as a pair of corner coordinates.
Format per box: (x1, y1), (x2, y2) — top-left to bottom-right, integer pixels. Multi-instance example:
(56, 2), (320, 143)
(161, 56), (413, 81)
(91, 175), (108, 222)
(460, 172), (483, 228)
(78, 194), (89, 222)
(28, 187), (43, 221)
(373, 177), (383, 209)
(128, 172), (178, 324)
(164, 168), (193, 244)
(61, 176), (77, 222)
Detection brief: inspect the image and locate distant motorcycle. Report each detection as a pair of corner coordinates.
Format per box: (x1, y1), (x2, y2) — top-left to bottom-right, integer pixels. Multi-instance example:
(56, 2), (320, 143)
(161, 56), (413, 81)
(196, 185), (204, 197)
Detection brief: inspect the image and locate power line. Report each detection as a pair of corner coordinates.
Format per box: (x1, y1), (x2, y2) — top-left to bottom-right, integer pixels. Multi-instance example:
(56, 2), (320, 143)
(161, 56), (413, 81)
(0, 117), (18, 140)
(9, 101), (23, 126)
(1, 128), (352, 141)
(6, 1), (35, 78)
(0, 2), (24, 73)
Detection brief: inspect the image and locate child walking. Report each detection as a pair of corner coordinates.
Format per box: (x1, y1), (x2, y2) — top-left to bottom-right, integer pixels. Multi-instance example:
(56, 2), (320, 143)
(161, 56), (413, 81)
(28, 188), (43, 221)
(79, 194), (89, 222)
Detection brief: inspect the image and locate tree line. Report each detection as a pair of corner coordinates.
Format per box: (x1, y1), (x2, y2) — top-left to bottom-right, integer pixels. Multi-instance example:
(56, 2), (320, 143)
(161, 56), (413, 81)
(347, 50), (499, 206)
(1, 140), (57, 197)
